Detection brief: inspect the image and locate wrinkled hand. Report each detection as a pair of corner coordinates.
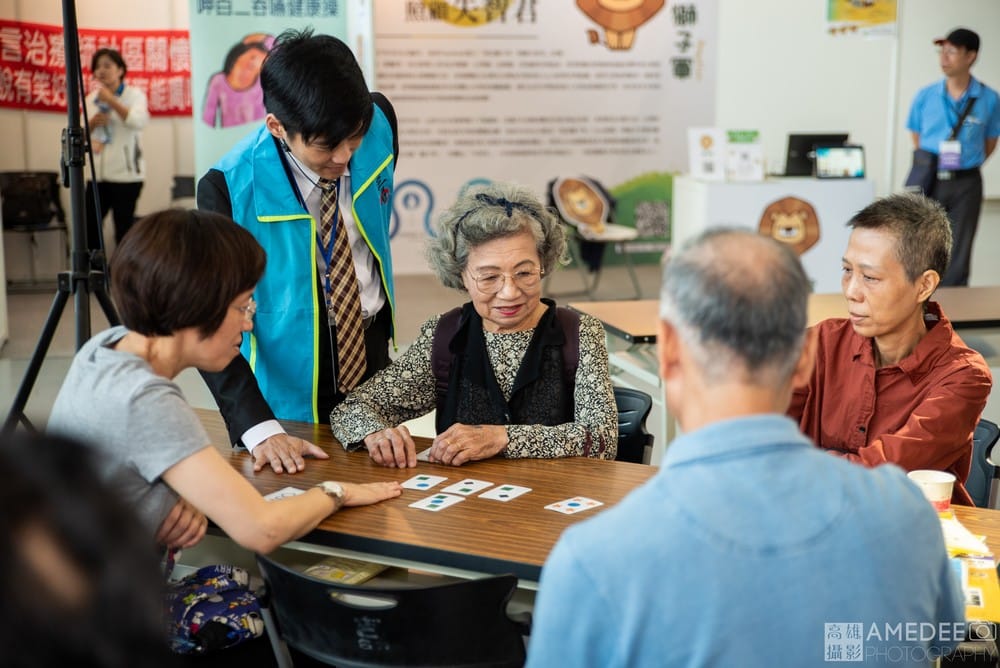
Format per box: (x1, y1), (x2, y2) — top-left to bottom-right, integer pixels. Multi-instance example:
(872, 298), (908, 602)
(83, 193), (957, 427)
(429, 423), (508, 466)
(363, 426), (417, 468)
(339, 481), (403, 507)
(252, 433), (329, 474)
(155, 498), (207, 549)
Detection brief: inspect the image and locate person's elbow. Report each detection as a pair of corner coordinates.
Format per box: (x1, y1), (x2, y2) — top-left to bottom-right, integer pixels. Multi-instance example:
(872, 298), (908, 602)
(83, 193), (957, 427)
(225, 514), (291, 554)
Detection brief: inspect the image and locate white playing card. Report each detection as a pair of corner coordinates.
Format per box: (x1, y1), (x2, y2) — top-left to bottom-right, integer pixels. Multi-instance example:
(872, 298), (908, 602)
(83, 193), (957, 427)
(416, 448), (432, 462)
(479, 484), (532, 502)
(544, 496), (604, 515)
(401, 474), (448, 491)
(442, 479), (493, 496)
(408, 493), (466, 512)
(264, 486), (306, 501)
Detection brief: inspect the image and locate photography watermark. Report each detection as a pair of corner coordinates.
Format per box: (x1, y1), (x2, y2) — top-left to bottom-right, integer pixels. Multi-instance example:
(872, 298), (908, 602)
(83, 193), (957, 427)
(824, 621), (995, 662)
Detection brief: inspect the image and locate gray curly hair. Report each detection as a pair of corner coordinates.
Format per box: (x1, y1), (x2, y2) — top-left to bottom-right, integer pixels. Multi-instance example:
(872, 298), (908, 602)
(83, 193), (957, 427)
(426, 182), (567, 291)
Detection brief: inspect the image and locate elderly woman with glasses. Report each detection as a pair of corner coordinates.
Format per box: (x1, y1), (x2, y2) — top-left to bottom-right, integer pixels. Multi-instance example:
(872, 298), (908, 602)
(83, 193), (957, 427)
(330, 182), (618, 467)
(47, 209), (400, 558)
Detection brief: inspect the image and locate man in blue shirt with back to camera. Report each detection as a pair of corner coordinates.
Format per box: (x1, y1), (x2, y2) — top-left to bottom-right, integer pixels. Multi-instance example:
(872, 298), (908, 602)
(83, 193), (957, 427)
(527, 228), (964, 667)
(906, 27), (1000, 286)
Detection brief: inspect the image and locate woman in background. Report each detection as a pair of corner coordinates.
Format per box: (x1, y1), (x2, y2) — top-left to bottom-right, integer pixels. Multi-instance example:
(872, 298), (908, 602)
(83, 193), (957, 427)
(86, 47), (148, 253)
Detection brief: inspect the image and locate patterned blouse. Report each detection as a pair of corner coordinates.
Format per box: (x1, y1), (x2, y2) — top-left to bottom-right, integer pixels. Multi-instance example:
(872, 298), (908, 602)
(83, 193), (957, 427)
(329, 309), (618, 459)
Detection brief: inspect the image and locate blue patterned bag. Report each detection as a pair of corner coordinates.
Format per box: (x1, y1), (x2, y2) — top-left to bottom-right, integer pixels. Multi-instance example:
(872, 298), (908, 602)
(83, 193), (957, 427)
(165, 564), (265, 655)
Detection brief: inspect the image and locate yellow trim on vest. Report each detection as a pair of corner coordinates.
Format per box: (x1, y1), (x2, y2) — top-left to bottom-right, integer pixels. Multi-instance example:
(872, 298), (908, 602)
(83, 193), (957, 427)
(310, 212), (321, 424)
(258, 214), (311, 223)
(248, 332), (257, 370)
(253, 210), (321, 423)
(351, 152), (398, 351)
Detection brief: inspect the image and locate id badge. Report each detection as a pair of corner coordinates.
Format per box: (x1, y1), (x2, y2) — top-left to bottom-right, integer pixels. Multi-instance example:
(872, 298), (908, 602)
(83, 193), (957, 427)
(939, 140), (962, 170)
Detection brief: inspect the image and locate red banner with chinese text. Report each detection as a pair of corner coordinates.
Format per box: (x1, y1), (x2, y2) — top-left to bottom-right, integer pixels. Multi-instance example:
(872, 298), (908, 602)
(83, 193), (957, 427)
(0, 20), (191, 116)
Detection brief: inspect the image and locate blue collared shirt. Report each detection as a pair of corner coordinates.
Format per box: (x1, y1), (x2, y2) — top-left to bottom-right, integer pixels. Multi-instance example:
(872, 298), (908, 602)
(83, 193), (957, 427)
(527, 415), (964, 668)
(907, 77), (1000, 169)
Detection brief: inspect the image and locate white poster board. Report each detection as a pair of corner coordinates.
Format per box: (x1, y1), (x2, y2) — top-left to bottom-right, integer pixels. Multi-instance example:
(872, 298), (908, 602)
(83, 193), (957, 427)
(376, 1), (717, 273)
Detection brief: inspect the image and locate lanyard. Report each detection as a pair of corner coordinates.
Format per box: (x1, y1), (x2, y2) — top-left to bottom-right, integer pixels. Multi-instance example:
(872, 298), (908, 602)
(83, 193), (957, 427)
(317, 178), (341, 296)
(941, 80), (974, 132)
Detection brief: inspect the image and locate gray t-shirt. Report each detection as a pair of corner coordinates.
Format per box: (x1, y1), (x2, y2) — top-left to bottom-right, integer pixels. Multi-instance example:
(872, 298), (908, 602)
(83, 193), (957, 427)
(48, 326), (209, 540)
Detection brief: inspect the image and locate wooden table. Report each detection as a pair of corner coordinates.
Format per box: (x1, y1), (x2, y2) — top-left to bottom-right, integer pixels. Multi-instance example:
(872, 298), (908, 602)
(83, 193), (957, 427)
(201, 410), (1000, 603)
(572, 286), (1000, 344)
(954, 505), (1000, 555)
(198, 409), (655, 585)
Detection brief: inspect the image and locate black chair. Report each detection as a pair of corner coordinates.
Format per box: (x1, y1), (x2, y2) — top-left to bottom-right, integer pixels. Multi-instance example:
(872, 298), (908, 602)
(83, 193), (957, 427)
(0, 171), (65, 230)
(255, 554), (526, 668)
(967, 419), (1000, 509)
(171, 175), (197, 207)
(613, 386), (654, 464)
(1, 171), (67, 289)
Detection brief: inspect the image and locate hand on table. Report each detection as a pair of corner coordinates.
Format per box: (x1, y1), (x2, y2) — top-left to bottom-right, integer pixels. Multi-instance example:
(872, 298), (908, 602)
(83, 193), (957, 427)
(429, 423), (508, 467)
(252, 433), (329, 473)
(155, 498), (207, 549)
(363, 426), (417, 468)
(339, 480), (403, 507)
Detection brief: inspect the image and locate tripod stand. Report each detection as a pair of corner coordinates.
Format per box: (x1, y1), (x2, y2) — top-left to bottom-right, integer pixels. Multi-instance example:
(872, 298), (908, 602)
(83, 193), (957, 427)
(2, 0), (120, 435)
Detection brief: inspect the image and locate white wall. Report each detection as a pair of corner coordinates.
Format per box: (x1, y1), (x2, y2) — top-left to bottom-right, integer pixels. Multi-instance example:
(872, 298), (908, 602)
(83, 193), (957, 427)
(716, 0), (1000, 198)
(2, 0), (999, 214)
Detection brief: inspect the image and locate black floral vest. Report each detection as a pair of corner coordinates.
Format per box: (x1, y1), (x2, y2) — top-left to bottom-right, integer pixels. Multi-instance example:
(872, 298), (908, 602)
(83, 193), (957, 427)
(430, 299), (579, 433)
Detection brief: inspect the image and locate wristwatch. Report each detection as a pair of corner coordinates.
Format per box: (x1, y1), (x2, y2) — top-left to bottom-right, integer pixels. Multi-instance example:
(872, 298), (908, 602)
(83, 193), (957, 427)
(316, 481), (346, 508)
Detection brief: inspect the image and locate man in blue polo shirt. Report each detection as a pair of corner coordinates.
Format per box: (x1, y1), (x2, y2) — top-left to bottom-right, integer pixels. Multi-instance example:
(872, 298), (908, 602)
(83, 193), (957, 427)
(906, 27), (1000, 286)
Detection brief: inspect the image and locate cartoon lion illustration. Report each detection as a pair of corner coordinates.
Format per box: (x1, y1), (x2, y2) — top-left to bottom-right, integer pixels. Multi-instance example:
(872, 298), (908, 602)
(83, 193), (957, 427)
(577, 0), (666, 50)
(555, 177), (609, 235)
(757, 197), (821, 256)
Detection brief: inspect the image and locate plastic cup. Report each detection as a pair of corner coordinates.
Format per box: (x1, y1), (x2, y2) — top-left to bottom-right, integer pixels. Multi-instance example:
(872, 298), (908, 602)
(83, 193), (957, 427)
(907, 470), (955, 511)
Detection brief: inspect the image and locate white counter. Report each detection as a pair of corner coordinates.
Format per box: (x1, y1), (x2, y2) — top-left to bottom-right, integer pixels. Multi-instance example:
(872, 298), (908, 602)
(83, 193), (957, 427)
(672, 175), (877, 293)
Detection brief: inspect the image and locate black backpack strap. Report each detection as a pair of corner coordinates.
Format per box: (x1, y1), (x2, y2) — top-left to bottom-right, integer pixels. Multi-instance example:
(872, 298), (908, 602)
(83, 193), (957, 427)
(431, 306), (465, 402)
(553, 306), (580, 386)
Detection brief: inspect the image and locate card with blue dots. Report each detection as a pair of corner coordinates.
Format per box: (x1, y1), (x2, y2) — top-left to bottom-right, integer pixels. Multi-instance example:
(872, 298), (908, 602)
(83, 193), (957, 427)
(401, 474), (448, 491)
(544, 496), (604, 515)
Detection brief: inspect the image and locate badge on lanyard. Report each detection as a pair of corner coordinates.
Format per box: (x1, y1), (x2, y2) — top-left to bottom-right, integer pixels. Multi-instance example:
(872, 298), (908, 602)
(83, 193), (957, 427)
(938, 140), (962, 170)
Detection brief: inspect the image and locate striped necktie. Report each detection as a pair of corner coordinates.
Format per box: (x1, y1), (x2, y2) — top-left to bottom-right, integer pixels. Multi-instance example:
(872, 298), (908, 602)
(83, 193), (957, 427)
(318, 178), (366, 392)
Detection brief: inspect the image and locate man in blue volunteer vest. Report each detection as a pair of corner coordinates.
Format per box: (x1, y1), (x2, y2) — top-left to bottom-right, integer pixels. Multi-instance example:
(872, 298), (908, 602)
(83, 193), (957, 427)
(197, 29), (398, 473)
(906, 27), (1000, 286)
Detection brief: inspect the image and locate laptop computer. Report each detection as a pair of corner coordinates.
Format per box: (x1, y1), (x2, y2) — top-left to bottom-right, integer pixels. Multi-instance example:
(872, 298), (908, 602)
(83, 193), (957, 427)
(815, 145), (865, 179)
(783, 133), (849, 176)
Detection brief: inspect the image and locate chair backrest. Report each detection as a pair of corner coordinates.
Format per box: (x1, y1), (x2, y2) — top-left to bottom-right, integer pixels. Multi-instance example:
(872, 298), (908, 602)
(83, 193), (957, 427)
(256, 554), (525, 668)
(967, 419), (1000, 508)
(0, 171), (65, 229)
(613, 386), (654, 464)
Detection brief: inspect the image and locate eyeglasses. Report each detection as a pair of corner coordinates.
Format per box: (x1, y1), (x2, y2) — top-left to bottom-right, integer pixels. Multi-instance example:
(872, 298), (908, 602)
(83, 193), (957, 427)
(235, 296), (256, 322)
(468, 268), (544, 295)
(938, 46), (962, 56)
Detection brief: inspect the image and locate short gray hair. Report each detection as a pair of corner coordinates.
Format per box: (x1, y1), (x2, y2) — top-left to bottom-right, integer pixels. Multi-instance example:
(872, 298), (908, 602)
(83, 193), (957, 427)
(426, 182), (567, 290)
(848, 192), (951, 282)
(660, 228), (811, 383)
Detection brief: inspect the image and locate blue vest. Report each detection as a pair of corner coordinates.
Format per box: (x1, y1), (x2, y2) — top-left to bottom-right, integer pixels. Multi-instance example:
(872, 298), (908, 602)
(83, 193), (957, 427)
(214, 110), (395, 423)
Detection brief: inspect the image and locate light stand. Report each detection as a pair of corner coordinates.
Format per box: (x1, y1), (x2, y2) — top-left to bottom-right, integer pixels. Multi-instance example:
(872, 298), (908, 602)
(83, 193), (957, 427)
(2, 0), (119, 435)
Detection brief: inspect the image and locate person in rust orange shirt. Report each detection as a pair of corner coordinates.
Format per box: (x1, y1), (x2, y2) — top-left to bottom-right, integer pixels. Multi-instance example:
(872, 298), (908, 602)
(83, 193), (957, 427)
(789, 192), (992, 505)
